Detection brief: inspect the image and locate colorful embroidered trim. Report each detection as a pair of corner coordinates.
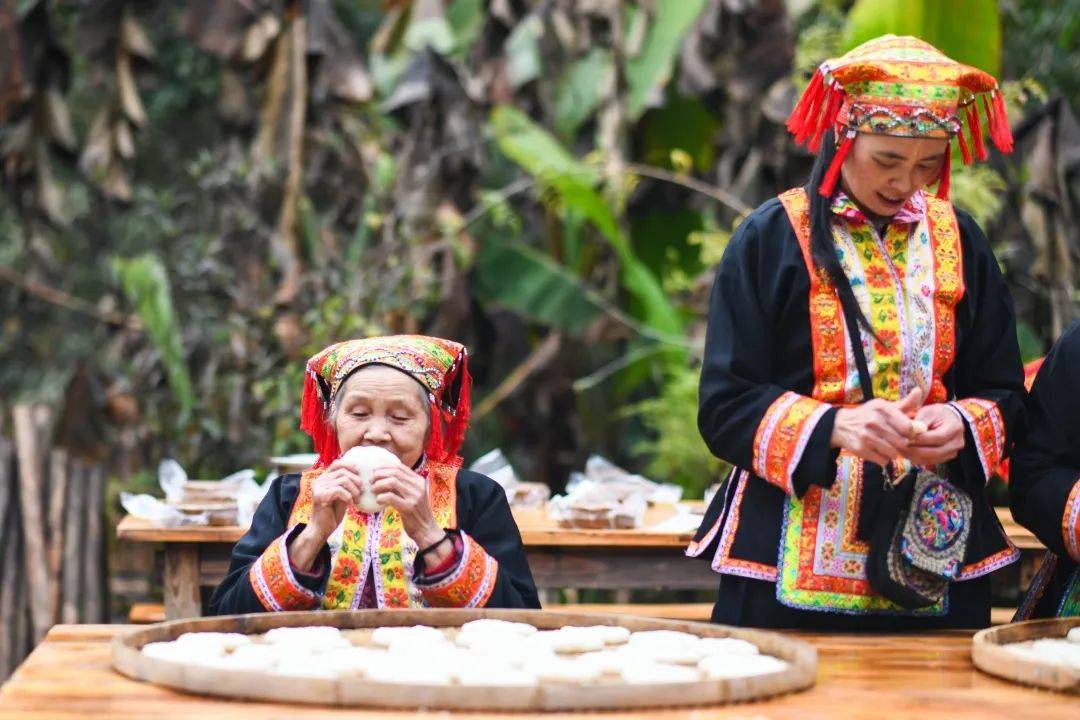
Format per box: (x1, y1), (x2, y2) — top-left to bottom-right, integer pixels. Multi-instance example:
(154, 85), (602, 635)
(416, 531), (498, 608)
(1063, 479), (1080, 562)
(711, 470), (779, 582)
(948, 397), (1006, 483)
(248, 532), (320, 612)
(685, 467), (736, 558)
(753, 392), (833, 495)
(1057, 567), (1080, 617)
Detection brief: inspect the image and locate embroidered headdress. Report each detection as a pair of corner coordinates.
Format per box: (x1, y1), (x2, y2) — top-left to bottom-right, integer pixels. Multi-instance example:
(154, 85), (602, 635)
(787, 34), (1014, 199)
(300, 335), (472, 468)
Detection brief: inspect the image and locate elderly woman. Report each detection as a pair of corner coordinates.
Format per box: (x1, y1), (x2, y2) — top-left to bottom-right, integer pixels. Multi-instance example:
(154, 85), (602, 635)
(688, 36), (1025, 629)
(210, 335), (539, 613)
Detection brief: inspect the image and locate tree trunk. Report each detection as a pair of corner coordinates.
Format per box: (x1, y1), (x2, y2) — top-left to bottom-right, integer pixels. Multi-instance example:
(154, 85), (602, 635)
(11, 404), (53, 642)
(47, 448), (68, 623)
(82, 463), (106, 623)
(61, 462), (86, 624)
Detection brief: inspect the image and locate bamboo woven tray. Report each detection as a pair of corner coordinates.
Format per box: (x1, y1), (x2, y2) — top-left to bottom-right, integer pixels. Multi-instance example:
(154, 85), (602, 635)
(972, 617), (1080, 694)
(111, 608), (817, 711)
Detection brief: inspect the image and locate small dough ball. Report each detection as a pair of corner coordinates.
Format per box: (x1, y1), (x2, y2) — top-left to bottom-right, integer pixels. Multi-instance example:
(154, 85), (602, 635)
(340, 446), (399, 513)
(620, 661), (701, 684)
(911, 419), (929, 435)
(1067, 627), (1080, 644)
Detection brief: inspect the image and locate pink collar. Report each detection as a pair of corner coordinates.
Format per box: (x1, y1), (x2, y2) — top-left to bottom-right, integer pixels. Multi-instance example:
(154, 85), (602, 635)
(830, 189), (925, 225)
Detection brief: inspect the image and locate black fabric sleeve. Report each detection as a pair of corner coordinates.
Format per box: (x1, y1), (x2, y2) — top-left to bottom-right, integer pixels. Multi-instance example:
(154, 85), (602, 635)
(945, 210), (1026, 491)
(698, 205), (839, 497)
(1010, 320), (1080, 557)
(207, 474), (330, 615)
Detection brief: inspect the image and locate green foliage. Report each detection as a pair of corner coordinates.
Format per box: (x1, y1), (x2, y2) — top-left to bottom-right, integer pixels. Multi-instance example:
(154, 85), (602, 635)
(473, 239), (606, 335)
(490, 106), (685, 344)
(624, 1), (708, 119)
(1002, 0), (1080, 112)
(554, 48), (612, 141)
(843, 0), (1001, 75)
(626, 364), (727, 496)
(111, 254), (194, 425)
(949, 163), (1006, 230)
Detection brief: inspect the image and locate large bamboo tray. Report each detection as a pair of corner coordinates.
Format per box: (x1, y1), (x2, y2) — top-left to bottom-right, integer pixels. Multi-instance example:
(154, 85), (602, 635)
(972, 617), (1080, 694)
(111, 608), (817, 711)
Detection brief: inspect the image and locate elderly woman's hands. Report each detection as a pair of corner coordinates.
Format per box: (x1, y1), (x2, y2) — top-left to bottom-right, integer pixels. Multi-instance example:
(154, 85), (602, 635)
(371, 462), (454, 569)
(288, 459), (365, 572)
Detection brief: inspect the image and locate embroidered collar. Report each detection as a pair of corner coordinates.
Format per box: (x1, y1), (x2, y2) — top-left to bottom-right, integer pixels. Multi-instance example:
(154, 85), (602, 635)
(831, 189), (925, 226)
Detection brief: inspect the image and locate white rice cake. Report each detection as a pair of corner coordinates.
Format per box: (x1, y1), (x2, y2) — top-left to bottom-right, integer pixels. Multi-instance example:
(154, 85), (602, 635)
(262, 625), (350, 649)
(1068, 627), (1080, 644)
(620, 661), (701, 684)
(579, 625), (631, 645)
(457, 618), (538, 638)
(365, 657), (454, 685)
(371, 625), (446, 647)
(536, 627), (607, 653)
(697, 637), (760, 656)
(454, 661), (538, 687)
(141, 641), (220, 662)
(174, 632), (252, 652)
(699, 653), (789, 679)
(522, 656), (602, 684)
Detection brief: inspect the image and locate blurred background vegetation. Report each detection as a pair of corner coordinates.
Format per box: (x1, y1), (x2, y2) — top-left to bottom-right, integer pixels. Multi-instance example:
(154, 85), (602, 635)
(1, 0), (1077, 505)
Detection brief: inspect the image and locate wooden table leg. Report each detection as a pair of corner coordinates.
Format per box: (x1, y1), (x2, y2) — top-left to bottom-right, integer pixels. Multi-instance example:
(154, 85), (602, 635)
(164, 544), (201, 619)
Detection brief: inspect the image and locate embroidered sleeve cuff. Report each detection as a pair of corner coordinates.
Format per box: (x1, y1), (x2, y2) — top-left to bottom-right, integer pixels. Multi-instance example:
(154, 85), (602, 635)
(948, 398), (1006, 483)
(414, 530), (498, 608)
(248, 526), (321, 612)
(1064, 479), (1080, 562)
(752, 391), (833, 495)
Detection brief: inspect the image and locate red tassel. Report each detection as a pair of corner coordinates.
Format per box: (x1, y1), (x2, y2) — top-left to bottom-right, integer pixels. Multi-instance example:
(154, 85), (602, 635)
(936, 145), (951, 199)
(787, 70), (825, 139)
(819, 131), (854, 197)
(793, 73), (828, 146)
(300, 370), (340, 468)
(443, 365), (472, 468)
(987, 91), (1014, 153)
(427, 401), (447, 465)
(956, 121), (973, 164)
(809, 84), (843, 153)
(966, 103), (987, 161)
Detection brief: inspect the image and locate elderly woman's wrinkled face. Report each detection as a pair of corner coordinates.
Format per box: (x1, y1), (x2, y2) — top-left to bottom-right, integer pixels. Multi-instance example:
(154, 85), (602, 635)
(841, 133), (948, 220)
(332, 365), (430, 468)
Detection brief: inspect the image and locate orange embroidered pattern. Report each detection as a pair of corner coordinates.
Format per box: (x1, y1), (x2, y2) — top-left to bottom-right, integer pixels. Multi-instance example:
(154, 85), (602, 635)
(949, 397), (1005, 482)
(248, 532), (320, 611)
(753, 391), (833, 494)
(418, 532), (498, 608)
(925, 196), (964, 403)
(1064, 480), (1080, 562)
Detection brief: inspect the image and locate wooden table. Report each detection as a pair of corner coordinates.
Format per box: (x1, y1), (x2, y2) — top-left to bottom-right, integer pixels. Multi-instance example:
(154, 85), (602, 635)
(1, 624), (1073, 719)
(116, 503), (716, 619)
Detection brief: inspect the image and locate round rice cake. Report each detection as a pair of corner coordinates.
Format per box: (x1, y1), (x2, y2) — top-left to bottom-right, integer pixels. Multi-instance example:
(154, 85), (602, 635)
(697, 637), (759, 657)
(620, 661), (701, 684)
(536, 627), (607, 654)
(174, 632), (252, 652)
(699, 653), (789, 679)
(371, 625), (446, 648)
(522, 656), (602, 684)
(457, 619), (538, 638)
(262, 625), (350, 649)
(1068, 627), (1080, 644)
(141, 641), (218, 663)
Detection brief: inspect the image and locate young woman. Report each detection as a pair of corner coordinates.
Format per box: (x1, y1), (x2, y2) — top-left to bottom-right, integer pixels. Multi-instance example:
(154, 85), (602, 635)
(688, 36), (1025, 629)
(211, 335), (539, 613)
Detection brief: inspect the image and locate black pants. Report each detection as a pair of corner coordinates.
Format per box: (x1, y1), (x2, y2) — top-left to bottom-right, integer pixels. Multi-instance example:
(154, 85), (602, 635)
(711, 574), (991, 631)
